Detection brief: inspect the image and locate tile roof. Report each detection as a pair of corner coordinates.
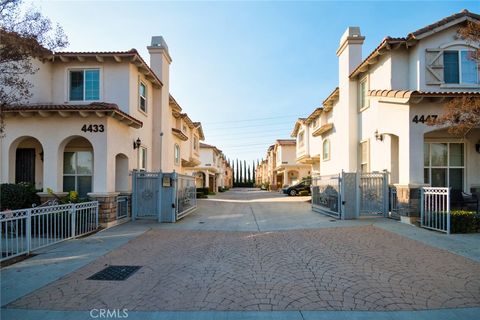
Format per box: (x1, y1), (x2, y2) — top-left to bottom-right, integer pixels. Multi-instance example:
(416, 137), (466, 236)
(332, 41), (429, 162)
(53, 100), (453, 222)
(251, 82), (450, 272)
(368, 90), (480, 98)
(408, 9), (480, 39)
(3, 102), (143, 128)
(48, 49), (163, 88)
(276, 139), (296, 146)
(350, 10), (479, 78)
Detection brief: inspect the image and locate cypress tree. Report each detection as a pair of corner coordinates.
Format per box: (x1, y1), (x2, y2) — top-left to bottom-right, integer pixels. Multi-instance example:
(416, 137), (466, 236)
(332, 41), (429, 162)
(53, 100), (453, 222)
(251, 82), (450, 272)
(243, 160), (247, 183)
(235, 159), (239, 185)
(252, 160), (256, 183)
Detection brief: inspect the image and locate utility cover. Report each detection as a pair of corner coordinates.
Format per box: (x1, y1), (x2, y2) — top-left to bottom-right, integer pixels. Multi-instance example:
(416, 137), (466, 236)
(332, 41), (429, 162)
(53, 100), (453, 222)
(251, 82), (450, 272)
(87, 266), (141, 281)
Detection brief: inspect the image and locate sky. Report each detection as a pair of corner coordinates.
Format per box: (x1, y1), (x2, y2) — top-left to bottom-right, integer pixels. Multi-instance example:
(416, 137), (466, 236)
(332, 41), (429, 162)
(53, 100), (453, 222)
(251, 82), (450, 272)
(34, 0), (479, 165)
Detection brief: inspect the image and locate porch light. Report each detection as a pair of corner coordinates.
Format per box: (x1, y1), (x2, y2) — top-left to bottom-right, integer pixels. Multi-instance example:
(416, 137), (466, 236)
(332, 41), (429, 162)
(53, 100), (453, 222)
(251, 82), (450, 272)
(374, 130), (383, 142)
(133, 138), (142, 149)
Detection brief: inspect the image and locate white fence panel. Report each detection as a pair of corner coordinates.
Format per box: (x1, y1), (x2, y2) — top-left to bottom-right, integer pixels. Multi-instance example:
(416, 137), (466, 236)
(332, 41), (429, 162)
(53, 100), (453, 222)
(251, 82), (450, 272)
(175, 174), (197, 220)
(1, 201), (98, 262)
(421, 187), (450, 234)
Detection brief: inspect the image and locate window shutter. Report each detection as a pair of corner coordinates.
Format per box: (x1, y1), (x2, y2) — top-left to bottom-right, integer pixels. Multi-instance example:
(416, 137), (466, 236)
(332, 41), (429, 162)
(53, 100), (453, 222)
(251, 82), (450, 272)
(425, 48), (444, 85)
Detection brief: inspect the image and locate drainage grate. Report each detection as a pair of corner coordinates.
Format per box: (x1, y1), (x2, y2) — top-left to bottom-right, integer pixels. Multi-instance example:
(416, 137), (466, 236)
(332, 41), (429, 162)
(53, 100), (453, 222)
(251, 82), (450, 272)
(87, 265), (142, 281)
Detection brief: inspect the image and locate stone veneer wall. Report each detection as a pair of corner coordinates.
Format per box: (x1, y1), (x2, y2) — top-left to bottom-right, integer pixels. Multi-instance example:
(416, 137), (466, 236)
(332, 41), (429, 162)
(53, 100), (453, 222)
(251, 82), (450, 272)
(395, 185), (424, 219)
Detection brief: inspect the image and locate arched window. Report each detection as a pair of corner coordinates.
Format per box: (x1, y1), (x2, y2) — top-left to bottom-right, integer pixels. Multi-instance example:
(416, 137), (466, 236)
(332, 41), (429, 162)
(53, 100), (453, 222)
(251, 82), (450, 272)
(322, 139), (330, 161)
(174, 144), (180, 165)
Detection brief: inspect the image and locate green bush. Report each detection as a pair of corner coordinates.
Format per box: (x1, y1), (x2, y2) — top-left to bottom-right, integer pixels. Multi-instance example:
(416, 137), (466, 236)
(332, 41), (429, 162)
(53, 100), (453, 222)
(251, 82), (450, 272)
(450, 210), (479, 233)
(196, 188), (209, 196)
(299, 190), (310, 196)
(208, 192), (216, 195)
(196, 192), (208, 199)
(1, 183), (40, 210)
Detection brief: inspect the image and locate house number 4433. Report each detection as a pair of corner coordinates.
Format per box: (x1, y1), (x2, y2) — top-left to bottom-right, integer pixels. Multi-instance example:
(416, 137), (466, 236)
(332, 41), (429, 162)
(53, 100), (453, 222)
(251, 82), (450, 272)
(81, 124), (105, 132)
(412, 115), (438, 124)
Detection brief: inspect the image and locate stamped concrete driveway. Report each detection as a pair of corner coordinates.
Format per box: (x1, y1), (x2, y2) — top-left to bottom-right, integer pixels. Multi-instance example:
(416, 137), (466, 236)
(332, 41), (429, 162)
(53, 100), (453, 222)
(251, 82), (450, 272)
(4, 189), (480, 312)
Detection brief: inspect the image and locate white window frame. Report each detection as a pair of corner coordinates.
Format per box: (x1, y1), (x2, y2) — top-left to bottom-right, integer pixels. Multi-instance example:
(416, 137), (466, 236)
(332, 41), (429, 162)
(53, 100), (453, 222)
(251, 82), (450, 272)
(298, 131), (304, 147)
(423, 141), (465, 190)
(63, 150), (93, 196)
(139, 81), (147, 113)
(358, 75), (369, 112)
(193, 136), (198, 151)
(360, 139), (369, 172)
(442, 50), (480, 85)
(174, 144), (180, 165)
(68, 68), (101, 102)
(138, 146), (147, 170)
(322, 139), (330, 161)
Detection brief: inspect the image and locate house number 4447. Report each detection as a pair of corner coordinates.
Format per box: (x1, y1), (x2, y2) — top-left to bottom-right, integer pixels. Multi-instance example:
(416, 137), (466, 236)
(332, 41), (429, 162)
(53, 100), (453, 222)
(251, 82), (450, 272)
(81, 124), (105, 132)
(412, 115), (438, 124)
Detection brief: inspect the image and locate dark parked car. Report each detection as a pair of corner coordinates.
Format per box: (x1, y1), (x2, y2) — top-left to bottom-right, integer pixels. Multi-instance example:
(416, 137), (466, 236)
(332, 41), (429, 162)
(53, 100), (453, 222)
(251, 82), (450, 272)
(283, 180), (311, 196)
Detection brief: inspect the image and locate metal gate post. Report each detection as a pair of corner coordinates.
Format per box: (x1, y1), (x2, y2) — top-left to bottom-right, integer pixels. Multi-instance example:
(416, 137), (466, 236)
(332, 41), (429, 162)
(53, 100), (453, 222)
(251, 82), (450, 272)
(420, 187), (424, 227)
(355, 171), (360, 219)
(26, 208), (32, 254)
(382, 171), (388, 218)
(132, 171), (137, 221)
(157, 172), (162, 223)
(446, 188), (451, 234)
(71, 204), (77, 238)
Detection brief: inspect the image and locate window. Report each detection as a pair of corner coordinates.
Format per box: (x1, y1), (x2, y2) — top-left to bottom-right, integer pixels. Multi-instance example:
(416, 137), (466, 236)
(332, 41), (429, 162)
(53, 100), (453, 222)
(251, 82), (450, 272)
(63, 151), (93, 198)
(182, 125), (187, 133)
(298, 131), (304, 147)
(193, 136), (198, 151)
(360, 140), (369, 171)
(139, 82), (147, 112)
(358, 77), (369, 110)
(312, 119), (318, 128)
(322, 139), (330, 161)
(139, 147), (147, 170)
(444, 50), (479, 84)
(174, 144), (180, 165)
(69, 69), (100, 101)
(424, 142), (464, 190)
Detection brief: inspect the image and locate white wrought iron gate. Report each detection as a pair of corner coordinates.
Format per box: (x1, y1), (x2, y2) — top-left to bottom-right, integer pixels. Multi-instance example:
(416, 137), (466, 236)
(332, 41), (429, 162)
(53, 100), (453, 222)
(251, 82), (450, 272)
(132, 171), (160, 219)
(359, 172), (388, 216)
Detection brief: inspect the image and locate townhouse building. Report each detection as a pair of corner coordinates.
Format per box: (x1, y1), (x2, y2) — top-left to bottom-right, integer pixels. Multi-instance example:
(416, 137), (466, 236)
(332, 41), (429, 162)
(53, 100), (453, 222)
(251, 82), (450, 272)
(262, 140), (310, 190)
(292, 10), (480, 216)
(188, 142), (227, 192)
(0, 36), (208, 224)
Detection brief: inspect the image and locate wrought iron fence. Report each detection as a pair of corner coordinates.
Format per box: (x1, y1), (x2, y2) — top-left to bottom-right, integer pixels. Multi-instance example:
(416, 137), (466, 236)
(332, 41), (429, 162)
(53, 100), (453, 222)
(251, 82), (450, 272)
(388, 186), (400, 220)
(311, 174), (341, 218)
(175, 174), (197, 220)
(1, 201), (98, 262)
(359, 172), (388, 216)
(421, 187), (450, 234)
(117, 196), (129, 219)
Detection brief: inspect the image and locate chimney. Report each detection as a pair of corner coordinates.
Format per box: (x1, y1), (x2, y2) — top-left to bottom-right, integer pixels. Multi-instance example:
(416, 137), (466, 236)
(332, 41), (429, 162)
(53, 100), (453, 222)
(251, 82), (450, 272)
(336, 27), (365, 76)
(147, 36), (173, 172)
(147, 36), (172, 84)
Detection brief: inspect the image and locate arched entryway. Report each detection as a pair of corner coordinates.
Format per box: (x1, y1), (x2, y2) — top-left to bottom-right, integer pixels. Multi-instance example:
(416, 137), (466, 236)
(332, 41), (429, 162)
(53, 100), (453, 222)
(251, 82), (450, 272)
(8, 136), (44, 189)
(115, 153), (129, 192)
(60, 136), (94, 198)
(195, 172), (206, 188)
(287, 170), (299, 185)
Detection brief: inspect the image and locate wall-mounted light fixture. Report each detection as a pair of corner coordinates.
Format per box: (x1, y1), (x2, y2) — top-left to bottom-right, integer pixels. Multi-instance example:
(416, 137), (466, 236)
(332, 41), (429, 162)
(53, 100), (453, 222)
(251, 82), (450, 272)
(133, 137), (142, 149)
(476, 141), (480, 154)
(374, 130), (384, 141)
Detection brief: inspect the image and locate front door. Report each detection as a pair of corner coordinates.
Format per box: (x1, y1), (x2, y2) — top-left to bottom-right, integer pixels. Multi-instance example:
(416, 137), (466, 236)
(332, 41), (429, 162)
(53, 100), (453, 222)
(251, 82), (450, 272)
(15, 148), (35, 184)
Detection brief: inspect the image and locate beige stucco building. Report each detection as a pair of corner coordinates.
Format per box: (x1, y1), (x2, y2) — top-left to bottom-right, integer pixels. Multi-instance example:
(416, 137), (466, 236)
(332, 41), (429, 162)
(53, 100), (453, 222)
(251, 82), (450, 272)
(292, 10), (480, 215)
(0, 36), (211, 224)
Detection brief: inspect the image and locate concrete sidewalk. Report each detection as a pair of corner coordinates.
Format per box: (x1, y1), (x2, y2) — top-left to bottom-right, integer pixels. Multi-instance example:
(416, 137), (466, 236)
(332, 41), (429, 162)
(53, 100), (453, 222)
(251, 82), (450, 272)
(2, 307), (480, 320)
(1, 222), (151, 306)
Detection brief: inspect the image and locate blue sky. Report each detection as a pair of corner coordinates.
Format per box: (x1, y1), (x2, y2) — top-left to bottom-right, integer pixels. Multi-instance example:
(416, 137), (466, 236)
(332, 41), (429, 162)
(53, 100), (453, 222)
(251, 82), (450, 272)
(35, 0), (479, 165)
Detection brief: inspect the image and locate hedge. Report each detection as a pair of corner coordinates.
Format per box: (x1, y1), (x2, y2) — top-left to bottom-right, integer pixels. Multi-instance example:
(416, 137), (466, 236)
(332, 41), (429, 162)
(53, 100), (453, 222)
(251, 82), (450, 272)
(1, 183), (40, 210)
(450, 210), (479, 233)
(299, 190), (310, 196)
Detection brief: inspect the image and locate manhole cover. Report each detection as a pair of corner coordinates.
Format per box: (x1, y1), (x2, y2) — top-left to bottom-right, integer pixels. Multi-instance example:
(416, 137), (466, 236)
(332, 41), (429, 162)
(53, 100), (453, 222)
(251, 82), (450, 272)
(87, 265), (141, 281)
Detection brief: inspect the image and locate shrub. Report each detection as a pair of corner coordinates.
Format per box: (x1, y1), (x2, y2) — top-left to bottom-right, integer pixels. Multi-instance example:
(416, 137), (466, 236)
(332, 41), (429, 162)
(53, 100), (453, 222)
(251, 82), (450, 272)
(196, 188), (209, 196)
(218, 187), (225, 193)
(450, 210), (479, 233)
(208, 192), (216, 195)
(196, 192), (208, 199)
(1, 183), (40, 210)
(299, 190), (310, 196)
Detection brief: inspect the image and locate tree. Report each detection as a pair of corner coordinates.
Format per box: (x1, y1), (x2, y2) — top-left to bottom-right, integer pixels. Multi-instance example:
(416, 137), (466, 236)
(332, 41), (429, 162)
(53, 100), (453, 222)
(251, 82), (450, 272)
(0, 0), (68, 135)
(252, 160), (256, 183)
(239, 160), (243, 183)
(428, 21), (480, 137)
(235, 159), (239, 184)
(247, 165), (251, 183)
(243, 160), (246, 183)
